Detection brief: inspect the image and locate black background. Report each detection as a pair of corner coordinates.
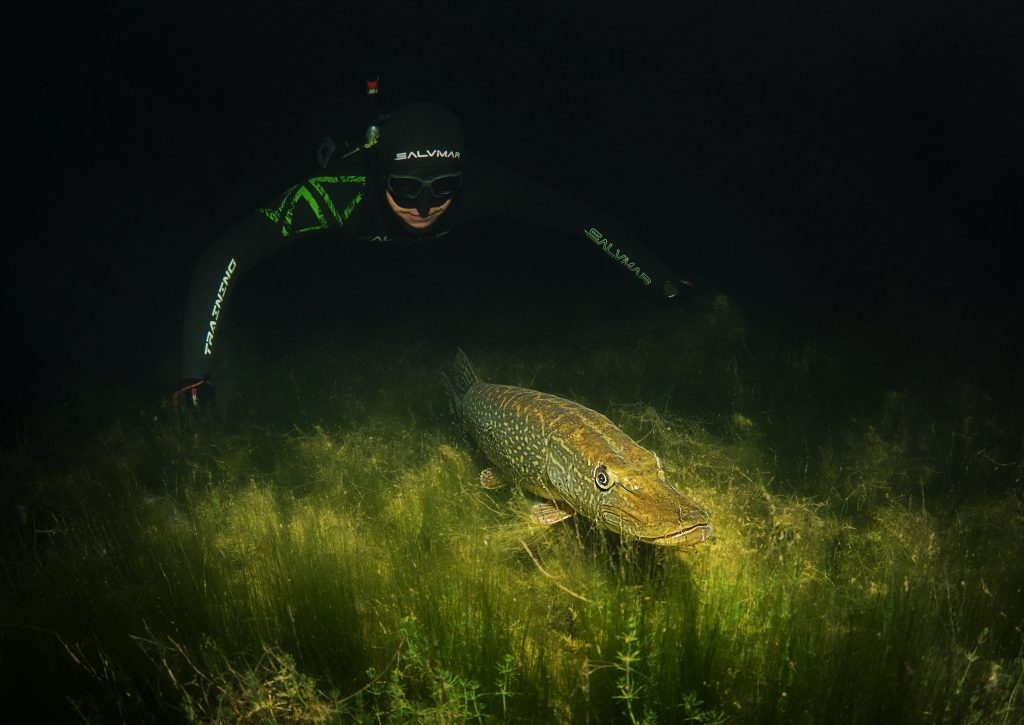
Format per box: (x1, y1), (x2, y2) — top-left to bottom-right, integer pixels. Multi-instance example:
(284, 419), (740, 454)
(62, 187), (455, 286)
(4, 1), (1022, 414)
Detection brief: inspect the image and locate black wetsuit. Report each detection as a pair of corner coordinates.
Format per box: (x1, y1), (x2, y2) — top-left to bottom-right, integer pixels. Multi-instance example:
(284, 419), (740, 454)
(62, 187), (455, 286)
(180, 145), (679, 381)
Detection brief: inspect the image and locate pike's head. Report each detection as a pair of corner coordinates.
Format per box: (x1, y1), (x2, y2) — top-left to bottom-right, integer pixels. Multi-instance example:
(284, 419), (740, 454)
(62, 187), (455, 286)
(593, 449), (711, 546)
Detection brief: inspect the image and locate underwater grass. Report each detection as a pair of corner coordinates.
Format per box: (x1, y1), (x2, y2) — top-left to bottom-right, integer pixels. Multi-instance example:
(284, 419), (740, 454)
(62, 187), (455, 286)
(2, 296), (1023, 723)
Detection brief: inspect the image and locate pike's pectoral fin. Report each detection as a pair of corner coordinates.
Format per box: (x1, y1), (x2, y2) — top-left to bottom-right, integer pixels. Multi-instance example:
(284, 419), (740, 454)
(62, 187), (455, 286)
(531, 502), (575, 526)
(479, 468), (506, 490)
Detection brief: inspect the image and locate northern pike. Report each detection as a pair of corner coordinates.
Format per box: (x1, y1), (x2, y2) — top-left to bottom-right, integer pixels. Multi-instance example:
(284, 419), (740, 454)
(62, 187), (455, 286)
(446, 350), (711, 546)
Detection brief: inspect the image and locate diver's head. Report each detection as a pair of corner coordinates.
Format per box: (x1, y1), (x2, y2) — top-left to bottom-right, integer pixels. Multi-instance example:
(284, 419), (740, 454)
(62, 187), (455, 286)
(376, 102), (464, 227)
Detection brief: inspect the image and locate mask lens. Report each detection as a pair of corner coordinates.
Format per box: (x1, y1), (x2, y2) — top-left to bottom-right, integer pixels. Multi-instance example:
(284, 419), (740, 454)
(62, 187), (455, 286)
(387, 176), (424, 200)
(387, 172), (462, 204)
(428, 173), (462, 196)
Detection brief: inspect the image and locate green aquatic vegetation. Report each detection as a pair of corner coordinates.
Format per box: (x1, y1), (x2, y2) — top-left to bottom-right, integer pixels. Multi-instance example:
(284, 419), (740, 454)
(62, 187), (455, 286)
(141, 637), (341, 724)
(1, 299), (1023, 723)
(492, 653), (518, 718)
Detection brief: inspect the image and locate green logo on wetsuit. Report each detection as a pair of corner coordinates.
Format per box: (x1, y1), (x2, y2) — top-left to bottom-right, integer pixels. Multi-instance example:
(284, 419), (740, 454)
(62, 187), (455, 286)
(260, 176), (367, 236)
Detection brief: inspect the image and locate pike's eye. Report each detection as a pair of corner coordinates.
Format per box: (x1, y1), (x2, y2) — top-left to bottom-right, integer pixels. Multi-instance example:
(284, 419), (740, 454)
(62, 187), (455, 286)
(594, 465), (613, 490)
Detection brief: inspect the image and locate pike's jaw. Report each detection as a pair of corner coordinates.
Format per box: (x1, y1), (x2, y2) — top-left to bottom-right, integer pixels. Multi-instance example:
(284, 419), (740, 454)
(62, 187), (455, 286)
(599, 512), (713, 547)
(641, 523), (713, 546)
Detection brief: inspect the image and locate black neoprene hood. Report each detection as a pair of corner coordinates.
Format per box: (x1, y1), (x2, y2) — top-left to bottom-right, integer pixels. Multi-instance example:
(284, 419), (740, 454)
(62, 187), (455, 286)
(376, 102), (465, 175)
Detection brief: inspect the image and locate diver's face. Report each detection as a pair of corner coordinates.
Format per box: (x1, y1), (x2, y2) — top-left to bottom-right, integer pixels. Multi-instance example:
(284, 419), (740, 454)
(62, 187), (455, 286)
(386, 191), (453, 229)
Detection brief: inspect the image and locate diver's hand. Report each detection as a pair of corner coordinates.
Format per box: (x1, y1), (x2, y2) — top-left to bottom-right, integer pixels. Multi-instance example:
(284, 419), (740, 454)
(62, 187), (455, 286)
(171, 378), (215, 420)
(661, 278), (695, 302)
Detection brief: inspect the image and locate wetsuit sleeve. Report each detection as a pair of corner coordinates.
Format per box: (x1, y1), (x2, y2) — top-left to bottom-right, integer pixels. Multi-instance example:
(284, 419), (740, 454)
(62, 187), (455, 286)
(180, 174), (367, 381)
(460, 156), (680, 296)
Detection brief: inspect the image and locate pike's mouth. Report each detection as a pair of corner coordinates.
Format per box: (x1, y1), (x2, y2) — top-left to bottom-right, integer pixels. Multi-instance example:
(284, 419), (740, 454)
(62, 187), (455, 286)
(600, 510), (712, 546)
(642, 523), (713, 546)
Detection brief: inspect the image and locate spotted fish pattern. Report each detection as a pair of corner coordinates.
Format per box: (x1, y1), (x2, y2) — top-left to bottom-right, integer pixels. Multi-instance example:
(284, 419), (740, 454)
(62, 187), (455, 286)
(446, 350), (711, 546)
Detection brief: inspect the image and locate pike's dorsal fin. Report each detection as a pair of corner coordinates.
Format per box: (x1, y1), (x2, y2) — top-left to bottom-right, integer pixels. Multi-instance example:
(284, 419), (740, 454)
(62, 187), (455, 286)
(531, 502), (575, 526)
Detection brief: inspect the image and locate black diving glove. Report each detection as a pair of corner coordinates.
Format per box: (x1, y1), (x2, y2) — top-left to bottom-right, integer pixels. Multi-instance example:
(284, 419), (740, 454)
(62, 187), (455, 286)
(661, 278), (696, 303)
(171, 378), (215, 418)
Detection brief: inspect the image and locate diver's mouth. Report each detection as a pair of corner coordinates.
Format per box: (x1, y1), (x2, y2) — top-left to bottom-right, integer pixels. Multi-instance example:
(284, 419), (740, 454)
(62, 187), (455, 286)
(643, 523), (713, 545)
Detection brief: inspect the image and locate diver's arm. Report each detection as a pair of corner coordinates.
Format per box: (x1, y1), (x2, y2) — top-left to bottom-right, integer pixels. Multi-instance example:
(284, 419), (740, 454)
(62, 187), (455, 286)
(180, 175), (367, 381)
(180, 212), (278, 381)
(462, 156), (684, 298)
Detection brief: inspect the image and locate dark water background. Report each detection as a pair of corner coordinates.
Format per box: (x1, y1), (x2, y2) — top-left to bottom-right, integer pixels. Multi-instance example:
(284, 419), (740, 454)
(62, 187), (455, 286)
(5, 0), (1021, 423)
